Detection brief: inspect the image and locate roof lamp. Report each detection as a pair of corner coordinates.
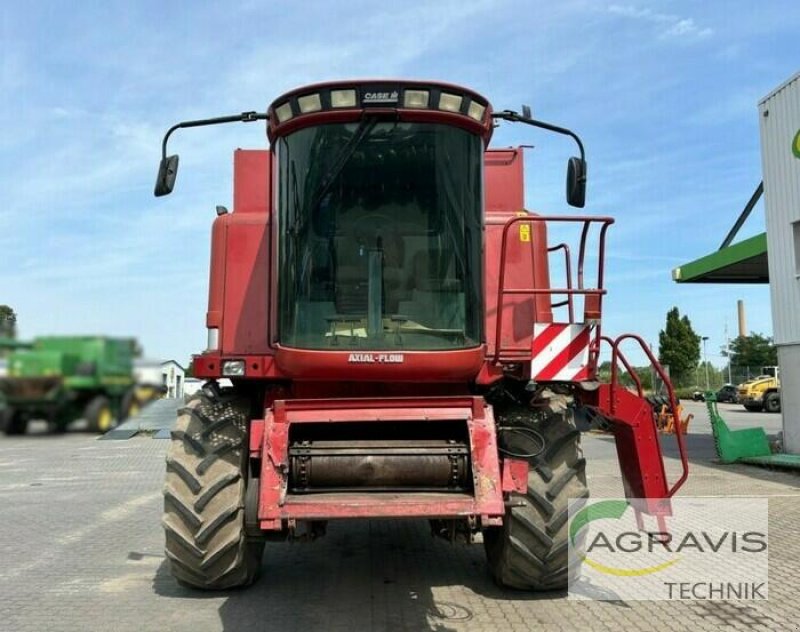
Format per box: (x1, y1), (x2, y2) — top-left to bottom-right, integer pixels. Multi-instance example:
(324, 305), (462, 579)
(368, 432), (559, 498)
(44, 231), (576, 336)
(438, 93), (463, 112)
(403, 90), (429, 109)
(275, 102), (294, 123)
(297, 93), (322, 113)
(467, 101), (486, 122)
(331, 89), (357, 108)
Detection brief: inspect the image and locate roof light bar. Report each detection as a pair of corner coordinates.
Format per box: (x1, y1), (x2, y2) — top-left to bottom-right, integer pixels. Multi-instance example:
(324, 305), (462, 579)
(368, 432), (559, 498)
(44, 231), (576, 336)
(297, 93), (322, 113)
(269, 85), (490, 130)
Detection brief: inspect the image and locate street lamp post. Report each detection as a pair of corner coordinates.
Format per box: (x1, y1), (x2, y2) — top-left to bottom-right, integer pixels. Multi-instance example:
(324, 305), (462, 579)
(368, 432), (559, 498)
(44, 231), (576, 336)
(701, 336), (710, 390)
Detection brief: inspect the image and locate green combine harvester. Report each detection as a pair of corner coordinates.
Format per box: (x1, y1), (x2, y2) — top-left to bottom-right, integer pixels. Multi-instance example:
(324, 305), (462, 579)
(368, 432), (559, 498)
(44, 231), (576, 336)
(0, 336), (155, 435)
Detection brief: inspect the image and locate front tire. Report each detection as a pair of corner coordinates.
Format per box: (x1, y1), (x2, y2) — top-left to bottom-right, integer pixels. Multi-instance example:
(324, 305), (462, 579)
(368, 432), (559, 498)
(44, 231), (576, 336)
(2, 409), (27, 436)
(119, 388), (141, 421)
(764, 392), (781, 413)
(162, 385), (263, 590)
(484, 403), (588, 590)
(85, 396), (114, 433)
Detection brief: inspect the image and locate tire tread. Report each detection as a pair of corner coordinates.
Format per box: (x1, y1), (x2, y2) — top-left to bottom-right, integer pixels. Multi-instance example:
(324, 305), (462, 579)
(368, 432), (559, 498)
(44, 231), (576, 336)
(162, 387), (263, 590)
(485, 400), (589, 590)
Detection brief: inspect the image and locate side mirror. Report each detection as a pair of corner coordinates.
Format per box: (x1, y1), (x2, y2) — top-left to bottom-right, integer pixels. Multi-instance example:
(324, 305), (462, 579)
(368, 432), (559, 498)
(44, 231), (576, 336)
(566, 156), (587, 208)
(154, 155), (180, 197)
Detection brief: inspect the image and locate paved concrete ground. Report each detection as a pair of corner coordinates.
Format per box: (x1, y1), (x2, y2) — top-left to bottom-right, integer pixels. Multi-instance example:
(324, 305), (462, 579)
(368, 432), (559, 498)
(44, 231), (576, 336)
(0, 400), (798, 631)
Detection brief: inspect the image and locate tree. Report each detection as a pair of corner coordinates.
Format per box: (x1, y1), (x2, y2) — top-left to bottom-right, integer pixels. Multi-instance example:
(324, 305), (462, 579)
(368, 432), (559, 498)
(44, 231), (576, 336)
(727, 333), (777, 371)
(596, 360), (654, 390)
(0, 305), (16, 340)
(696, 360), (726, 389)
(658, 307), (700, 387)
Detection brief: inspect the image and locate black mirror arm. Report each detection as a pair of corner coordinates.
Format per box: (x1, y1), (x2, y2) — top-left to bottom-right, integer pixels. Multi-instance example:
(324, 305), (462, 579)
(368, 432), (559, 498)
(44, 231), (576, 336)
(492, 110), (586, 177)
(159, 111), (269, 160)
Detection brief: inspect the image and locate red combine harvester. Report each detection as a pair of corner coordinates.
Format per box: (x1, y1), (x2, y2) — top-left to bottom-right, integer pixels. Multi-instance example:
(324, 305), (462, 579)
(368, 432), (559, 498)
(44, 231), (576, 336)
(154, 80), (687, 591)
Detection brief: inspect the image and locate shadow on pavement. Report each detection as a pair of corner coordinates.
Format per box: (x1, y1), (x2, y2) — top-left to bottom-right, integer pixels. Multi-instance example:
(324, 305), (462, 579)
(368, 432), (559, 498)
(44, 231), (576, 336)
(152, 521), (477, 631)
(150, 517), (634, 630)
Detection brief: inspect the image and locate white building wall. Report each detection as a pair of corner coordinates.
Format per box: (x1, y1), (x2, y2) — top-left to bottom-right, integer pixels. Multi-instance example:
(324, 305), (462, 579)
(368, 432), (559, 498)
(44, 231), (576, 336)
(777, 346), (800, 454)
(133, 360), (164, 386)
(759, 72), (800, 454)
(760, 73), (800, 343)
(161, 361), (185, 399)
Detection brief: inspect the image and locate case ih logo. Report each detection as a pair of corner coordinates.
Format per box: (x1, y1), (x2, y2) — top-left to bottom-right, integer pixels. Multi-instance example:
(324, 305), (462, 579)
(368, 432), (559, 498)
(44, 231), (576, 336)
(348, 353), (404, 364)
(362, 91), (399, 104)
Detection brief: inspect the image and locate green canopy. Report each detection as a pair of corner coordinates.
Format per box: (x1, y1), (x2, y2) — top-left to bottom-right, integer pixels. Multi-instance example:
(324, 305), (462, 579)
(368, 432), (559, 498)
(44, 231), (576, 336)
(672, 233), (768, 284)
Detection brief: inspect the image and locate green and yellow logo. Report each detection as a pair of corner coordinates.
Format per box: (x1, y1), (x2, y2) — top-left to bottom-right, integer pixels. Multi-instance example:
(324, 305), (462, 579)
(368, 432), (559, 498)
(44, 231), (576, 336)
(793, 129), (800, 159)
(570, 500), (680, 577)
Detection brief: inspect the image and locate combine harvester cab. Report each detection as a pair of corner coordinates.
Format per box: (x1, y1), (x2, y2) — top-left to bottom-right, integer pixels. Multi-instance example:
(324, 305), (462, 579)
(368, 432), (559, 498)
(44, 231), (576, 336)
(154, 80), (688, 591)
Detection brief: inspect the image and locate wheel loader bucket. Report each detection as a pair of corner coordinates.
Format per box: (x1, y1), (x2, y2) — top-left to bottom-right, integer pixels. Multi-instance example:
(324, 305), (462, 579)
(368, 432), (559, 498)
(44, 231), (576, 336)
(705, 393), (771, 463)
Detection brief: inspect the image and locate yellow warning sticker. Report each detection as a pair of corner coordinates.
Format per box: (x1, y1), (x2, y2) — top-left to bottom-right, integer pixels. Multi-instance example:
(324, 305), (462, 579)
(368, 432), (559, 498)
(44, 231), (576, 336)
(519, 224), (531, 242)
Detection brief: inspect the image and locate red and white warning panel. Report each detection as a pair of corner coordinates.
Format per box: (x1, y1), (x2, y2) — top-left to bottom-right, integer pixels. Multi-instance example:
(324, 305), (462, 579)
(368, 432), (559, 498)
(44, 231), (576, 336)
(530, 323), (592, 381)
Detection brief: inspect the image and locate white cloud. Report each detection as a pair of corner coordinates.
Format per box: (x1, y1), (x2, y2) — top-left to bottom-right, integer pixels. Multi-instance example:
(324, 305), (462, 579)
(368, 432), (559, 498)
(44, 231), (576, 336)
(663, 18), (712, 39)
(608, 4), (713, 40)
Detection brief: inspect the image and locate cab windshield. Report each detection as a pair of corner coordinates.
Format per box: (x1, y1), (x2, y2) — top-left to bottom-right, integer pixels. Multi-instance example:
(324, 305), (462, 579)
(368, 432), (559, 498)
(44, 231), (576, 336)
(276, 120), (483, 350)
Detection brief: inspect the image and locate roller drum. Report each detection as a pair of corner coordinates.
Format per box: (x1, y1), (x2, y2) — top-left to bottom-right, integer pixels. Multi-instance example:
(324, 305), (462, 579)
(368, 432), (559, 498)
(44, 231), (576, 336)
(289, 439), (470, 492)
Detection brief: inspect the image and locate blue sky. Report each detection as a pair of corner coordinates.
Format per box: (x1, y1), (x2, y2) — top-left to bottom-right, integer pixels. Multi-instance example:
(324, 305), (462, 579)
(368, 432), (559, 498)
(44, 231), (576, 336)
(1, 1), (798, 370)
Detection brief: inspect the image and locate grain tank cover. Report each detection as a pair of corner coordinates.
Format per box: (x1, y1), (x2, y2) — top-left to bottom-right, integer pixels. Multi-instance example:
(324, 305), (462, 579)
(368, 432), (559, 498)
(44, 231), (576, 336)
(10, 336), (136, 378)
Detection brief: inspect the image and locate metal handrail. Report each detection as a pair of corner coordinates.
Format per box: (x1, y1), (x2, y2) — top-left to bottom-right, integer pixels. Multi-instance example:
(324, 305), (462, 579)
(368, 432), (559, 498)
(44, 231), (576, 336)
(547, 243), (574, 320)
(605, 333), (689, 498)
(493, 215), (614, 364)
(600, 334), (643, 397)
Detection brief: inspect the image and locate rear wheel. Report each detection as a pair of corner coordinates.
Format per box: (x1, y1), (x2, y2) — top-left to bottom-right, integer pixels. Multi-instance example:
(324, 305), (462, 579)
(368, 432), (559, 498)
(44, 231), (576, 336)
(743, 403), (763, 413)
(764, 392), (781, 413)
(484, 398), (588, 590)
(85, 396), (114, 433)
(2, 409), (27, 436)
(162, 384), (263, 590)
(120, 388), (141, 421)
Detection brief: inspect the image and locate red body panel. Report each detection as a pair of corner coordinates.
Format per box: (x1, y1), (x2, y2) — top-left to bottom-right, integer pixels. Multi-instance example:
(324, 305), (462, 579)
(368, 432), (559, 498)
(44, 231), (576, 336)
(221, 213), (271, 354)
(273, 345), (485, 382)
(255, 397), (505, 528)
(484, 148), (553, 359)
(484, 148), (525, 212)
(202, 150), (273, 360)
(485, 213), (553, 359)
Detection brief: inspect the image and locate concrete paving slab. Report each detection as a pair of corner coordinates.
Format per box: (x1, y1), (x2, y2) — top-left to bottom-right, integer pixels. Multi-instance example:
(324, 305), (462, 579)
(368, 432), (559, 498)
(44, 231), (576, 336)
(0, 399), (798, 631)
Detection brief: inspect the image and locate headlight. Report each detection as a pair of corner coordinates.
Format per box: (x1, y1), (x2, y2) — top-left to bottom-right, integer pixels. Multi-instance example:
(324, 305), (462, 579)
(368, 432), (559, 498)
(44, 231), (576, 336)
(222, 360), (245, 377)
